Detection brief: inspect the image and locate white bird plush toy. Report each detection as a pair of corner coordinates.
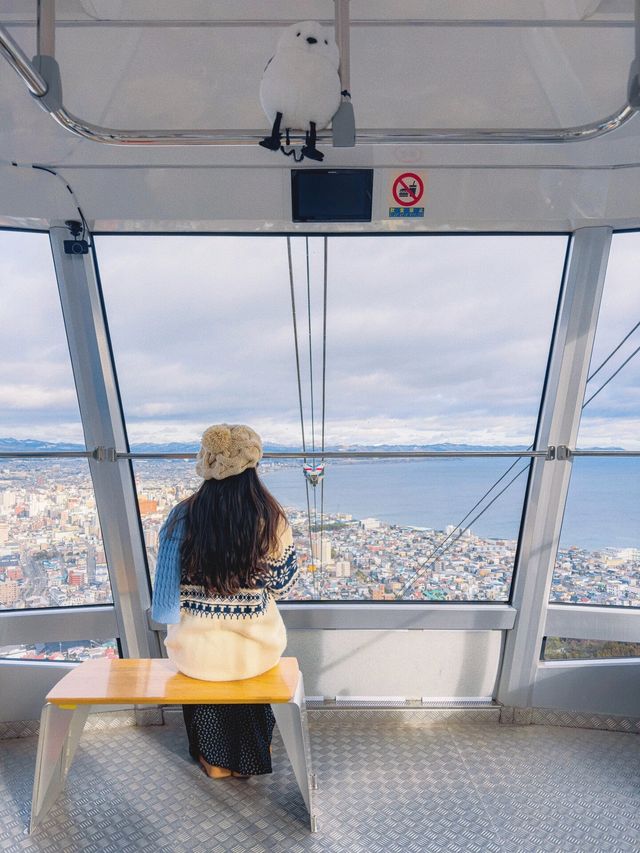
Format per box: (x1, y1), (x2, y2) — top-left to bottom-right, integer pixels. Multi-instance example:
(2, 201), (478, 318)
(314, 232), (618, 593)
(259, 20), (342, 162)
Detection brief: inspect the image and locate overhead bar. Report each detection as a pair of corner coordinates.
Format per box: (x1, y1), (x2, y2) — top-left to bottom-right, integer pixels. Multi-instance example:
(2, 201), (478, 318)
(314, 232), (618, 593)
(0, 24), (47, 96)
(47, 106), (640, 145)
(3, 18), (638, 30)
(4, 448), (637, 461)
(118, 450), (553, 460)
(335, 0), (350, 94)
(628, 0), (640, 106)
(0, 450), (92, 458)
(36, 0), (55, 58)
(562, 449), (640, 457)
(0, 20), (637, 146)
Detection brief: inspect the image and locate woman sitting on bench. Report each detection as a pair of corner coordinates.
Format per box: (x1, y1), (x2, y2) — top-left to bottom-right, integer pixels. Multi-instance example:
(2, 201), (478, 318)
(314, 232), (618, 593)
(151, 423), (299, 779)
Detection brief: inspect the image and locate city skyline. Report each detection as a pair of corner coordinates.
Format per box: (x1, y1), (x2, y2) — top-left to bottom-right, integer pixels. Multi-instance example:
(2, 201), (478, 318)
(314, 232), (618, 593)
(1, 460), (638, 614)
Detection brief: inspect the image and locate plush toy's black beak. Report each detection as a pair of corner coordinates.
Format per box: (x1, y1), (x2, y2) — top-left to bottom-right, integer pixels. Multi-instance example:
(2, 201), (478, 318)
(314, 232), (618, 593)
(306, 37), (317, 44)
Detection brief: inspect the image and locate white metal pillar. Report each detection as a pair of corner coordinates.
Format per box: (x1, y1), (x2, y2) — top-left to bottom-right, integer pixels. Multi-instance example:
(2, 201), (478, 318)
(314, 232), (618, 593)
(497, 227), (612, 708)
(49, 224), (161, 659)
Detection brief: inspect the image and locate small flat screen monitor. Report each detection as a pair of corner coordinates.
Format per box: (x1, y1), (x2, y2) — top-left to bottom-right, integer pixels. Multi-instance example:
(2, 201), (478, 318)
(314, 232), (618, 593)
(291, 169), (373, 222)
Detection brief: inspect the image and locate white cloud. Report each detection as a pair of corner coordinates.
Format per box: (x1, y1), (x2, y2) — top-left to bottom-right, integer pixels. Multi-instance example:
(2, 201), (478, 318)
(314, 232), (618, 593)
(0, 384), (77, 410)
(2, 231), (640, 449)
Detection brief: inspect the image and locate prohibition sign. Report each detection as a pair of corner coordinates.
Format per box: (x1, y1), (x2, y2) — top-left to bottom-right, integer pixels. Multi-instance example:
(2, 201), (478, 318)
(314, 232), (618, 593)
(392, 172), (424, 207)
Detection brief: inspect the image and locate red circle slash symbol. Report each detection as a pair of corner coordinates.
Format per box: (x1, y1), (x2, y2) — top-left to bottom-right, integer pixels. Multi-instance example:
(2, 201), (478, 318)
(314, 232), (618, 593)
(392, 173), (424, 207)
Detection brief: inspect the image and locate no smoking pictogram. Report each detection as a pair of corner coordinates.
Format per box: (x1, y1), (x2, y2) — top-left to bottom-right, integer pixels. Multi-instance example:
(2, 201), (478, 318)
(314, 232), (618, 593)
(392, 173), (424, 207)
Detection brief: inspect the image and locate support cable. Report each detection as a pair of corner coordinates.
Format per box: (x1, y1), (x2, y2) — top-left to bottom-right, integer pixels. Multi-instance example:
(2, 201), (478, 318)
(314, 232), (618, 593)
(395, 455), (531, 599)
(582, 341), (640, 409)
(398, 312), (640, 599)
(586, 319), (640, 383)
(397, 461), (532, 599)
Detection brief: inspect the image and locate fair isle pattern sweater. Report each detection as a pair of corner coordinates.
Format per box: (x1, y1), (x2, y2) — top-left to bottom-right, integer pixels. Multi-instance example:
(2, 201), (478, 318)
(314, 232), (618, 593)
(151, 506), (298, 681)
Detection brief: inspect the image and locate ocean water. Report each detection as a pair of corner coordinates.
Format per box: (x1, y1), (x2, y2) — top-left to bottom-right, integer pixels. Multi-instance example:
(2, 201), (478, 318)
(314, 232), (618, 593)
(260, 457), (640, 551)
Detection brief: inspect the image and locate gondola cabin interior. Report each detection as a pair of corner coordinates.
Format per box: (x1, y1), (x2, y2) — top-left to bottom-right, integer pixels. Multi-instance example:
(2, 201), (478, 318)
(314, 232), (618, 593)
(0, 2), (639, 850)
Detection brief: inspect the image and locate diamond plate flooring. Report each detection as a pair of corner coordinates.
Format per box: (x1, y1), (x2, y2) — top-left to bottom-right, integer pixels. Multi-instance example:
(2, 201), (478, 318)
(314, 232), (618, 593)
(1, 710), (639, 853)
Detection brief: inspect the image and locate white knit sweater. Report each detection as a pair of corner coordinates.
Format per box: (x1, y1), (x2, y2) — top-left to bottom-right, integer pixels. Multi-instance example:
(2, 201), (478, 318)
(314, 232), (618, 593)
(151, 506), (298, 681)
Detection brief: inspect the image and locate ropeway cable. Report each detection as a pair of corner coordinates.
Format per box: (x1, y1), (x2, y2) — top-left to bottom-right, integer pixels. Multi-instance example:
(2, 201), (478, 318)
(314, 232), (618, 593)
(305, 237), (316, 462)
(304, 237), (321, 594)
(287, 237), (329, 596)
(287, 237), (307, 455)
(287, 236), (315, 589)
(319, 237), (328, 596)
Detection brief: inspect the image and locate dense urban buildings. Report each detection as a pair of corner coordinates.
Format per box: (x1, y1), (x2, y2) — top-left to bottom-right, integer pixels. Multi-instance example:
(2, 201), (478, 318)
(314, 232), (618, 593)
(1, 459), (638, 661)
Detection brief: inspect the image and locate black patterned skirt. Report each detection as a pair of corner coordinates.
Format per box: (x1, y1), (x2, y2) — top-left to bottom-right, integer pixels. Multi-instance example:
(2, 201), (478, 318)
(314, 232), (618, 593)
(182, 703), (275, 775)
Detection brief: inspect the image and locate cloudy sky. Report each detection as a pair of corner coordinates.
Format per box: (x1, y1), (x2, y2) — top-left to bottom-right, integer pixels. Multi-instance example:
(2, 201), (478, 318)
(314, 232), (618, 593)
(1, 230), (639, 448)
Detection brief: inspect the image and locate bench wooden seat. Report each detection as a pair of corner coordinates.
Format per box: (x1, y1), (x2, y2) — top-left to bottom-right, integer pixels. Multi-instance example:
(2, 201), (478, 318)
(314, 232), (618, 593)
(30, 657), (316, 834)
(46, 657), (301, 706)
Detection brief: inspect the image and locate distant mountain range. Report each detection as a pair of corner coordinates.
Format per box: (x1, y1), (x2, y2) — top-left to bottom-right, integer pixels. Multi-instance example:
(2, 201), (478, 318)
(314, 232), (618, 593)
(0, 437), (626, 453)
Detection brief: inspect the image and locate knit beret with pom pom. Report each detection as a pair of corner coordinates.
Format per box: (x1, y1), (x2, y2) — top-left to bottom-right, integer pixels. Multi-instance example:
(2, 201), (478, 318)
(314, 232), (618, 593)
(195, 424), (263, 480)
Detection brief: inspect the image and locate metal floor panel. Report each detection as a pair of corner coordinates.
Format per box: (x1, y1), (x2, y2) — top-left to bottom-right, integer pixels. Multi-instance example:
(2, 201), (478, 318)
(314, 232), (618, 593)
(1, 710), (639, 853)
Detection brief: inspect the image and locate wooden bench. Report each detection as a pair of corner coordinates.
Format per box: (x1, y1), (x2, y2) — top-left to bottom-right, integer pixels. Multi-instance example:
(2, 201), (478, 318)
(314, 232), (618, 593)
(30, 657), (316, 833)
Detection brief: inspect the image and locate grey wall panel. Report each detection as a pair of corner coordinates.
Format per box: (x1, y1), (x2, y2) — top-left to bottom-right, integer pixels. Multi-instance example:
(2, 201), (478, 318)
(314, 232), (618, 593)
(284, 629), (502, 698)
(0, 662), (133, 723)
(0, 607), (118, 646)
(532, 660), (640, 717)
(280, 603), (516, 631)
(7, 165), (640, 233)
(545, 605), (640, 643)
(0, 661), (73, 722)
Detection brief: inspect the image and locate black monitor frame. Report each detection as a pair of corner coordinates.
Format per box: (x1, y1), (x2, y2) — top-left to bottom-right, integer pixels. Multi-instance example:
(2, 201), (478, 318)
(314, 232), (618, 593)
(291, 169), (374, 223)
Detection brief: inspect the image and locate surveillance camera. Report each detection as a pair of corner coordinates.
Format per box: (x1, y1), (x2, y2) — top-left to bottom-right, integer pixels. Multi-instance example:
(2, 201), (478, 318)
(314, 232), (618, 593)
(63, 239), (89, 255)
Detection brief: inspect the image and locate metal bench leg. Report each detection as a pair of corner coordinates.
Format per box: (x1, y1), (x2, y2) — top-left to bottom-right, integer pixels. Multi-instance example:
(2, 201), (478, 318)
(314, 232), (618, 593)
(30, 702), (90, 834)
(272, 674), (317, 832)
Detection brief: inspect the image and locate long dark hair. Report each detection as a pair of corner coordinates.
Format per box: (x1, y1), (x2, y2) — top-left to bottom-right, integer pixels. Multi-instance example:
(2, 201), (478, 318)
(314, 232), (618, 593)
(173, 468), (286, 595)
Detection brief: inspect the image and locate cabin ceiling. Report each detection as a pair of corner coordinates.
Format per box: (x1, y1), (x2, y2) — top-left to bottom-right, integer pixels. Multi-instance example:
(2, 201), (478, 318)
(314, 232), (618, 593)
(1, 0), (640, 232)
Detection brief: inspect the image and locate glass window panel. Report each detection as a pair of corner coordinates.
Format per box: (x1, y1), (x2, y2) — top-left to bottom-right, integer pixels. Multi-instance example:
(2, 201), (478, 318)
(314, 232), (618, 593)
(0, 232), (83, 442)
(578, 232), (640, 450)
(97, 234), (565, 601)
(0, 460), (112, 610)
(96, 236), (299, 445)
(322, 236), (564, 446)
(542, 637), (640, 661)
(136, 456), (530, 603)
(0, 639), (119, 662)
(0, 231), (111, 610)
(274, 457), (530, 602)
(133, 460), (201, 585)
(550, 459), (640, 608)
(97, 234), (564, 447)
(551, 233), (640, 607)
(346, 17), (631, 130)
